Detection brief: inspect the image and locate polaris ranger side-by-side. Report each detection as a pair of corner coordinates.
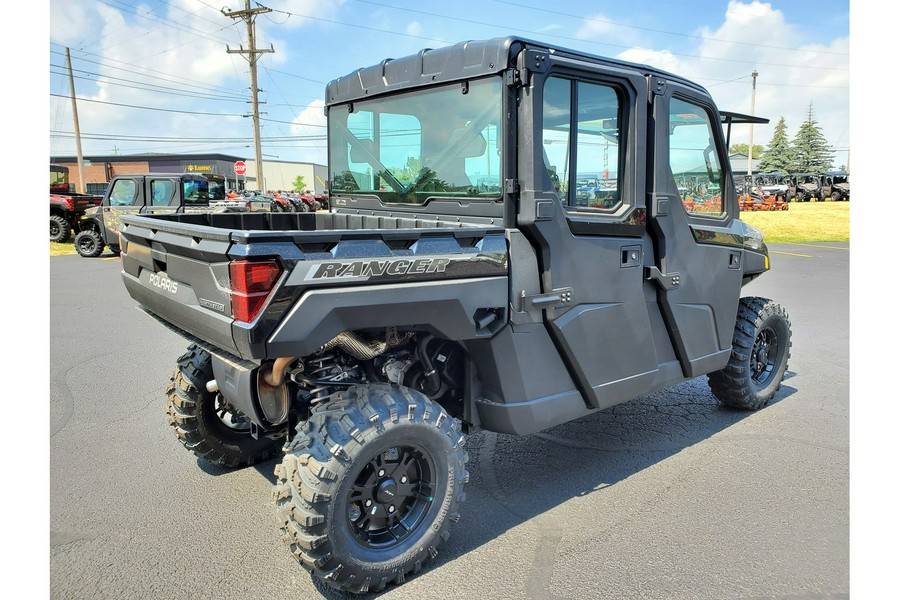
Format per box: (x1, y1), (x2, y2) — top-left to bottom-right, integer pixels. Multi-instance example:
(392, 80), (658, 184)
(75, 172), (237, 257)
(118, 37), (792, 594)
(49, 164), (103, 243)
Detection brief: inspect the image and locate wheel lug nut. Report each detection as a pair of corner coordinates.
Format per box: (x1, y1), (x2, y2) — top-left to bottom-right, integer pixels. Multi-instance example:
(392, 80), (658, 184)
(400, 476), (407, 483)
(365, 500), (372, 507)
(378, 469), (385, 477)
(388, 505), (395, 513)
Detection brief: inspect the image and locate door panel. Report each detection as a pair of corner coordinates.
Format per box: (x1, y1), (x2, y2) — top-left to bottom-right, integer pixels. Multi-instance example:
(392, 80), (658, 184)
(102, 178), (143, 240)
(518, 57), (669, 410)
(649, 82), (743, 377)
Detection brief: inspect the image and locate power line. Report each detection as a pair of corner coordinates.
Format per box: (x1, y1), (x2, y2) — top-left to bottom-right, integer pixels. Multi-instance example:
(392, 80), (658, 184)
(48, 92), (328, 128)
(486, 0), (848, 57)
(50, 130), (327, 142)
(49, 93), (242, 117)
(49, 46), (243, 98)
(48, 66), (249, 103)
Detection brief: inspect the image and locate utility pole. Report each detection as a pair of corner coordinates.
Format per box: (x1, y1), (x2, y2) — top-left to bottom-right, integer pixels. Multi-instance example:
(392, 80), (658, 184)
(747, 70), (758, 179)
(65, 48), (87, 194)
(223, 1), (273, 192)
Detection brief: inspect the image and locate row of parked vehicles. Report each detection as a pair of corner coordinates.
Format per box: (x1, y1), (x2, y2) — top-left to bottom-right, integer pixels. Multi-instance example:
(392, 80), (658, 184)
(736, 170), (849, 211)
(49, 168), (330, 257)
(218, 189), (330, 213)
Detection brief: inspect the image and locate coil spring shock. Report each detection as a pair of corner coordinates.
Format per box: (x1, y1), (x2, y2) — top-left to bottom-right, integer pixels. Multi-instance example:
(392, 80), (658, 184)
(304, 352), (341, 404)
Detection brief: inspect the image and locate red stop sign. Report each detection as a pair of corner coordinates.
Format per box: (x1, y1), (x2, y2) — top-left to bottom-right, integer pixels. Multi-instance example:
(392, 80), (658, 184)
(234, 161), (247, 175)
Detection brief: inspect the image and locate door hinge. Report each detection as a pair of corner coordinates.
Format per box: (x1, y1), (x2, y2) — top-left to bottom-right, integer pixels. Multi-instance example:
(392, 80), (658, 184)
(648, 76), (667, 103)
(505, 178), (520, 194)
(645, 266), (681, 291)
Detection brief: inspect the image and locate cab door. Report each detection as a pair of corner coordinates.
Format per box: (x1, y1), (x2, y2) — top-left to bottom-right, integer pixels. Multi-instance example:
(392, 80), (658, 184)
(517, 50), (672, 411)
(647, 78), (744, 377)
(102, 177), (144, 241)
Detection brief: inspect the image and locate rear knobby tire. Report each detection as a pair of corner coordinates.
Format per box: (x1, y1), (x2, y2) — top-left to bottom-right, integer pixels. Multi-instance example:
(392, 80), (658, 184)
(708, 297), (792, 410)
(50, 215), (71, 243)
(273, 384), (468, 594)
(165, 344), (282, 468)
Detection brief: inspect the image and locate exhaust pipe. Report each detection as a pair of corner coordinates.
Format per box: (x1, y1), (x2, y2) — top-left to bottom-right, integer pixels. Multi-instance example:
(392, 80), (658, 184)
(262, 329), (414, 388)
(263, 357), (296, 387)
(318, 329), (413, 360)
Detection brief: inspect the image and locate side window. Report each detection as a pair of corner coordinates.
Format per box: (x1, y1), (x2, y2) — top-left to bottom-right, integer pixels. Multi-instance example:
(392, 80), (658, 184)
(668, 97), (724, 216)
(182, 179), (210, 205)
(542, 77), (570, 196)
(150, 180), (176, 206)
(108, 179), (137, 207)
(542, 76), (622, 211)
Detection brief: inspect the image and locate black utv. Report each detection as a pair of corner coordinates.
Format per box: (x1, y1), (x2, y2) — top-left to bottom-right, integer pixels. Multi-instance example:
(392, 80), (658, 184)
(118, 36), (793, 594)
(820, 170), (849, 201)
(788, 173), (821, 202)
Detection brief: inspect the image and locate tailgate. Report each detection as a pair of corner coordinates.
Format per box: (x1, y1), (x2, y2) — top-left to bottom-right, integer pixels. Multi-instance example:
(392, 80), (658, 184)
(119, 215), (241, 355)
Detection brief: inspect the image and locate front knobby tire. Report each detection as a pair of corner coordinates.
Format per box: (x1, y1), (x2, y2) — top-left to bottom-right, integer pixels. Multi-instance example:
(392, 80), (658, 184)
(74, 230), (104, 257)
(709, 297), (792, 410)
(165, 344), (282, 468)
(273, 384), (468, 594)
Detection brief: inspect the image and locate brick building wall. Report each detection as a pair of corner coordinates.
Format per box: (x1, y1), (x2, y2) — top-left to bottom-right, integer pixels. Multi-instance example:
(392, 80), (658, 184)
(55, 160), (150, 193)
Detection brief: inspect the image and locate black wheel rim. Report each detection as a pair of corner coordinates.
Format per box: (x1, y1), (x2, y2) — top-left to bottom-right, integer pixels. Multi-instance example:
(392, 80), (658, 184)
(50, 222), (60, 236)
(751, 326), (779, 387)
(347, 445), (435, 549)
(78, 237), (95, 253)
(214, 395), (251, 433)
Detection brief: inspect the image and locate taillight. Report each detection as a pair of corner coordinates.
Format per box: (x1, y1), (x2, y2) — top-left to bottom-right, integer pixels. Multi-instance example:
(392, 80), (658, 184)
(229, 259), (283, 323)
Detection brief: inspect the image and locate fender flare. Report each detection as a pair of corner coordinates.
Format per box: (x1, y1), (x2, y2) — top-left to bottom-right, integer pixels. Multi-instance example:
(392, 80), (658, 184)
(260, 277), (509, 358)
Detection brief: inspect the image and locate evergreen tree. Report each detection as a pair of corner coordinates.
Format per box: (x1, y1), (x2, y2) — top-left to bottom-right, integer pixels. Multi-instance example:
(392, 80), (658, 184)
(789, 104), (834, 172)
(757, 117), (793, 174)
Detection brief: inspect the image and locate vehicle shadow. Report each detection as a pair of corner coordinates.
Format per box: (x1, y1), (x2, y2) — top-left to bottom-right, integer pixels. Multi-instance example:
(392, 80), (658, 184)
(255, 374), (798, 599)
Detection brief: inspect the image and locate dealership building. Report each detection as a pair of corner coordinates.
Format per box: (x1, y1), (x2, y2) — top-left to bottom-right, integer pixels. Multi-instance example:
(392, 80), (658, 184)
(49, 153), (328, 196)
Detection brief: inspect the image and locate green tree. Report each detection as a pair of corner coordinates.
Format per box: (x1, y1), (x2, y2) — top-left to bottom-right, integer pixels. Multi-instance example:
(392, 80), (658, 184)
(790, 103), (834, 173)
(757, 117), (793, 173)
(729, 143), (764, 157)
(292, 175), (306, 191)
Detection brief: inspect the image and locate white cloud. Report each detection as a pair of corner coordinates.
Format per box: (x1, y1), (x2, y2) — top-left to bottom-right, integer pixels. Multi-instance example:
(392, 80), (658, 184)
(407, 21), (422, 37)
(290, 99), (328, 164)
(618, 1), (850, 167)
(575, 13), (617, 39)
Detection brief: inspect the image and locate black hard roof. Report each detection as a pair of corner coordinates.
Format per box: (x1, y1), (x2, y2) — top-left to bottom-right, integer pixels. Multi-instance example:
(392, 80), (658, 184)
(326, 35), (709, 106)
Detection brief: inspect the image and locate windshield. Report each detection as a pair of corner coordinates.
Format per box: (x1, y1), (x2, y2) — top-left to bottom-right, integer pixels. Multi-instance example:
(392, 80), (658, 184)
(328, 77), (503, 204)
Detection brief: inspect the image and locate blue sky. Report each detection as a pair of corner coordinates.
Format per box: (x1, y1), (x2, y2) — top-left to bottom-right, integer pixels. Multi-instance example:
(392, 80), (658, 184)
(47, 0), (851, 169)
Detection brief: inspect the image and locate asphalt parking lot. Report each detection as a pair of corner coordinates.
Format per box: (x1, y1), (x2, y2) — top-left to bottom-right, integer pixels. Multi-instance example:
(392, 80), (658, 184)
(48, 242), (849, 599)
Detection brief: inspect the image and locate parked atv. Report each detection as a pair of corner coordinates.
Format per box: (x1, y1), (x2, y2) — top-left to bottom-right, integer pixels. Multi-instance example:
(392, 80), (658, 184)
(789, 173), (821, 202)
(75, 173), (244, 257)
(119, 36), (793, 594)
(820, 170), (849, 201)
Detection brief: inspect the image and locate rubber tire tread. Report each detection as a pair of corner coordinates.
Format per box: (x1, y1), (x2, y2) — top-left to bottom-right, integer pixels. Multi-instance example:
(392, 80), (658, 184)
(708, 296), (792, 410)
(74, 229), (104, 257)
(273, 383), (468, 594)
(50, 215), (71, 243)
(165, 344), (282, 468)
